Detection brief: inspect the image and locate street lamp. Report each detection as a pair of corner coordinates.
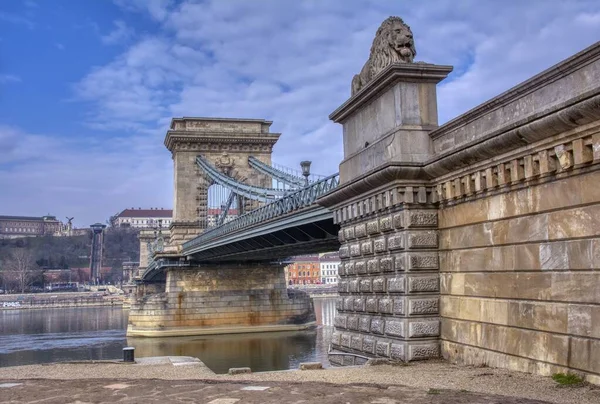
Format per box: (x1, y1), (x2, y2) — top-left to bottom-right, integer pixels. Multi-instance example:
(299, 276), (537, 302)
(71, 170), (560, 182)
(300, 161), (311, 186)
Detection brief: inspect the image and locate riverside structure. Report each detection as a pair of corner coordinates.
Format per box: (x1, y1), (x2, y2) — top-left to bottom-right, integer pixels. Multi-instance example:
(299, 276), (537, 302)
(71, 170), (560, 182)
(129, 16), (600, 383)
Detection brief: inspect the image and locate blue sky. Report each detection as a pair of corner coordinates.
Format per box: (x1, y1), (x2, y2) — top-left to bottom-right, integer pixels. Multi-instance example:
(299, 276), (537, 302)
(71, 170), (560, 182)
(1, 0), (600, 227)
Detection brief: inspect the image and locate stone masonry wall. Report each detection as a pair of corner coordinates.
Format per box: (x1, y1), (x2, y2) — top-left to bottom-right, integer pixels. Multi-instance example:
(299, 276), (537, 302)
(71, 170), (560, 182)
(128, 264), (315, 333)
(329, 186), (441, 363)
(438, 124), (600, 382)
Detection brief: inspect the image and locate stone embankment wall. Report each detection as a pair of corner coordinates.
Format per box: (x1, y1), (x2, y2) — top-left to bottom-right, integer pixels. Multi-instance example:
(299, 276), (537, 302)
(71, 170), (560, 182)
(0, 292), (123, 310)
(128, 264), (315, 336)
(322, 41), (600, 382)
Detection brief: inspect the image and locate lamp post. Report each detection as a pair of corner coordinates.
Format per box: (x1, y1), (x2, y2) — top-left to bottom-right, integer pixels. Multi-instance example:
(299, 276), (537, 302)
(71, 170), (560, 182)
(300, 161), (311, 186)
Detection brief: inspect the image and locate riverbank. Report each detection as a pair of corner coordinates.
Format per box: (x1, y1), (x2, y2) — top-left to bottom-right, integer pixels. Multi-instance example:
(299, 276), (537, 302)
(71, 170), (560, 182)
(0, 292), (124, 310)
(0, 358), (598, 403)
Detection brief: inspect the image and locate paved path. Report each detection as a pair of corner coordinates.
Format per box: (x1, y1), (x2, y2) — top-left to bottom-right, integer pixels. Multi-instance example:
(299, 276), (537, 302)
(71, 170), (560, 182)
(0, 379), (551, 404)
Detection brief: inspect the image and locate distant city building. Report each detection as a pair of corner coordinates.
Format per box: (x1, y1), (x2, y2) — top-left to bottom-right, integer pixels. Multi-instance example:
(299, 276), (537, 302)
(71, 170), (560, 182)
(44, 267), (112, 283)
(0, 215), (62, 239)
(285, 255), (321, 285)
(319, 252), (340, 285)
(112, 208), (173, 228)
(206, 208), (239, 227)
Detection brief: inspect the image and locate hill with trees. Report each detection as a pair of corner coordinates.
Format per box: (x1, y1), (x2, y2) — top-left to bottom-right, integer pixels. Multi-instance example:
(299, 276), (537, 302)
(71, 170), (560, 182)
(0, 227), (140, 292)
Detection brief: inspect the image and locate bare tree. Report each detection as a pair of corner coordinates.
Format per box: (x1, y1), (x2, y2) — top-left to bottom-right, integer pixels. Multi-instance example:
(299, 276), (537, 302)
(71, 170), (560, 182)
(3, 249), (38, 293)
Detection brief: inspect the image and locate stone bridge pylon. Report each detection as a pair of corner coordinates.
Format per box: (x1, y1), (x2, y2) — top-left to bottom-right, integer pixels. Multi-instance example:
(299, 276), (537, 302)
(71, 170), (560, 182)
(128, 118), (317, 337)
(166, 117), (279, 246)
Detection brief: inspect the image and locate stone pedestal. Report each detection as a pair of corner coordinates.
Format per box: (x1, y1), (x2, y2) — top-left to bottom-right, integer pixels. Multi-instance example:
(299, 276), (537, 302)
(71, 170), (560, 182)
(127, 263), (316, 337)
(320, 62), (451, 362)
(331, 63), (452, 184)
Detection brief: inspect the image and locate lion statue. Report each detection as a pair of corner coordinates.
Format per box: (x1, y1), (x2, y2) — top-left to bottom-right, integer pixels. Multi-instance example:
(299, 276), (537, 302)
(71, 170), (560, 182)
(351, 17), (416, 95)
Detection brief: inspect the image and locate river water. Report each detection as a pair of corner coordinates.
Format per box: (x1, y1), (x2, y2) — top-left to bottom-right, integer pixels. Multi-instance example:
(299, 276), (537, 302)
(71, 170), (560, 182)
(0, 297), (336, 373)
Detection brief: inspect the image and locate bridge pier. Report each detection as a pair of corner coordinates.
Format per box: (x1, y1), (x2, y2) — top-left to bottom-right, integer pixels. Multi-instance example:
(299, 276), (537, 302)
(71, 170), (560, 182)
(127, 263), (315, 337)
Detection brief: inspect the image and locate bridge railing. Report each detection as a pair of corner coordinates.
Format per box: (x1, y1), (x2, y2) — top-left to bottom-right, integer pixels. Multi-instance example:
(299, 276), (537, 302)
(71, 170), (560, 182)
(183, 172), (340, 252)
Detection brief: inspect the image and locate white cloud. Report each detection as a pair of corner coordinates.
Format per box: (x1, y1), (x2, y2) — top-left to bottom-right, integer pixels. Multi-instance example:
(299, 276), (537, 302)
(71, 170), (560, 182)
(0, 11), (34, 29)
(6, 0), (600, 224)
(0, 126), (172, 228)
(101, 20), (135, 45)
(0, 74), (21, 84)
(113, 0), (174, 21)
(76, 0), (600, 177)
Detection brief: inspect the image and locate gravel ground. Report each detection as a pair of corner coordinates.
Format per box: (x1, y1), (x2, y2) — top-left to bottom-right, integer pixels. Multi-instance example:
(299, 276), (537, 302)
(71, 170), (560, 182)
(0, 358), (598, 404)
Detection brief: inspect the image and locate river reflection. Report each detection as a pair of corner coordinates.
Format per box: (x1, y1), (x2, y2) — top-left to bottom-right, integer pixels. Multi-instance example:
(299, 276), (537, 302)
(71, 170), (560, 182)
(0, 297), (336, 373)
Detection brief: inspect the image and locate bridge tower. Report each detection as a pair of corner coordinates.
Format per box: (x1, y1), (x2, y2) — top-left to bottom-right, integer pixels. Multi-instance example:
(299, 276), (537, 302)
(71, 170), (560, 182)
(164, 117), (279, 248)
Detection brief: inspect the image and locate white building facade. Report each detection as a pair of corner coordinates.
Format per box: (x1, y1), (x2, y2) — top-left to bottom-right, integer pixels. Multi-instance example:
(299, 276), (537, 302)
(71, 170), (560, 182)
(112, 208), (173, 229)
(319, 252), (340, 285)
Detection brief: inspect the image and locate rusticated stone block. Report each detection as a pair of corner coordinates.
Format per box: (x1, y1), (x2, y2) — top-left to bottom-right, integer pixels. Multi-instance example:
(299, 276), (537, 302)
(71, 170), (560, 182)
(331, 332), (341, 345)
(361, 241), (374, 255)
(346, 261), (356, 275)
(338, 230), (345, 243)
(349, 279), (359, 293)
(338, 280), (348, 293)
(344, 227), (355, 240)
(335, 298), (343, 311)
(329, 355), (343, 365)
(339, 246), (350, 258)
(355, 223), (367, 238)
(340, 333), (351, 348)
(388, 235), (404, 250)
(407, 211), (438, 228)
(384, 319), (405, 337)
(351, 335), (363, 351)
(367, 259), (380, 274)
(374, 238), (387, 253)
(366, 298), (378, 312)
(347, 315), (359, 330)
(387, 276), (406, 293)
(370, 317), (385, 334)
(380, 257), (394, 272)
(390, 343), (405, 360)
(379, 298), (392, 314)
(363, 337), (376, 354)
(372, 277), (385, 292)
(350, 243), (361, 256)
(360, 279), (372, 292)
(334, 314), (347, 328)
(393, 298), (405, 315)
(395, 255), (406, 271)
(380, 215), (393, 232)
(359, 316), (371, 332)
(355, 261), (367, 274)
(408, 320), (440, 338)
(344, 297), (354, 311)
(376, 340), (391, 357)
(408, 343), (440, 360)
(407, 232), (438, 249)
(338, 263), (346, 276)
(408, 254), (439, 270)
(393, 213), (404, 229)
(367, 220), (379, 235)
(353, 297), (366, 312)
(408, 275), (439, 293)
(408, 298), (439, 315)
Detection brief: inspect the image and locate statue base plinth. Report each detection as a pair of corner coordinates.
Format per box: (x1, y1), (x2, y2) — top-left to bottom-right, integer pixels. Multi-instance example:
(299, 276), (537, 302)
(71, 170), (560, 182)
(330, 63), (452, 184)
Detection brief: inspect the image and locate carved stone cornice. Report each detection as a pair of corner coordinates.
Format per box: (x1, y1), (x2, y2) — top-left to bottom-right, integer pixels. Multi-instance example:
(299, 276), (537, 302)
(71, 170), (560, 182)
(318, 163), (428, 209)
(164, 131), (280, 152)
(424, 93), (600, 178)
(429, 42), (600, 141)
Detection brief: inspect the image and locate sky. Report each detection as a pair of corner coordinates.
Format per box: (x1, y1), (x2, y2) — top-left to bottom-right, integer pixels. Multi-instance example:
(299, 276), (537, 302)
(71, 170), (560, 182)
(1, 0), (599, 227)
